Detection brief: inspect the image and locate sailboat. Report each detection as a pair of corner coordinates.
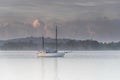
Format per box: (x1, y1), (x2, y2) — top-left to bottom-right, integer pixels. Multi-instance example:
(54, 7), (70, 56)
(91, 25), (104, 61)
(37, 26), (65, 57)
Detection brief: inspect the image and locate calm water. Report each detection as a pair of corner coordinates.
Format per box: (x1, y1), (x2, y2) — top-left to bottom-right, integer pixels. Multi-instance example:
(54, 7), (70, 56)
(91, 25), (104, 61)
(0, 51), (120, 80)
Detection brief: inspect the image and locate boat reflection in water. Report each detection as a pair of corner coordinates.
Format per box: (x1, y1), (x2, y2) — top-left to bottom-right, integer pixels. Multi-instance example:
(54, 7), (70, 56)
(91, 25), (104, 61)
(40, 58), (59, 80)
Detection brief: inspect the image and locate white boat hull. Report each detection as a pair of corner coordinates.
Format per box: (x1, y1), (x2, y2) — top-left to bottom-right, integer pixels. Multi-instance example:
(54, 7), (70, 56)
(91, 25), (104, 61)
(37, 52), (65, 57)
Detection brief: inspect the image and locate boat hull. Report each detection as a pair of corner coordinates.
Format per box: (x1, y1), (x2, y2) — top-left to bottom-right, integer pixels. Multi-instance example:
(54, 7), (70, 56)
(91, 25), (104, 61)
(37, 52), (65, 57)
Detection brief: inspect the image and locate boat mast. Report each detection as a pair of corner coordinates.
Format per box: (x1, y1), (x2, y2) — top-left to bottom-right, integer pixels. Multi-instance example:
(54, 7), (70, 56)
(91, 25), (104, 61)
(42, 36), (44, 51)
(56, 25), (58, 52)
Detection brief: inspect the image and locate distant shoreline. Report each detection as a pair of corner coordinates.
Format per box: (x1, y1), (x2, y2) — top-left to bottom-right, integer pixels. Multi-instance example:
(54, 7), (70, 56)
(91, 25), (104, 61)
(0, 37), (120, 50)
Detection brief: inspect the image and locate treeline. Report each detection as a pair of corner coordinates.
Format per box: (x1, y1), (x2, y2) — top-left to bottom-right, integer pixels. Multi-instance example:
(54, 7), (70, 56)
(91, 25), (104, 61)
(61, 40), (120, 50)
(1, 38), (120, 50)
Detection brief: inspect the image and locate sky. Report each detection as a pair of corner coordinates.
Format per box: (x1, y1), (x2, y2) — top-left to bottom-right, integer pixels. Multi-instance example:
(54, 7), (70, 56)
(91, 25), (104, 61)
(0, 0), (120, 42)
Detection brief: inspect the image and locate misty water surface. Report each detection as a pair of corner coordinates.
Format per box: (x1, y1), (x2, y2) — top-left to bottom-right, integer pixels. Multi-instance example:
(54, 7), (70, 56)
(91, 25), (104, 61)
(0, 51), (120, 80)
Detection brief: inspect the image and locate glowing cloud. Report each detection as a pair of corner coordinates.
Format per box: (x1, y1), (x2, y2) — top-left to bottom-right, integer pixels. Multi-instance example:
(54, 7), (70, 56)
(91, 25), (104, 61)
(44, 25), (53, 37)
(32, 19), (40, 28)
(87, 25), (95, 40)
